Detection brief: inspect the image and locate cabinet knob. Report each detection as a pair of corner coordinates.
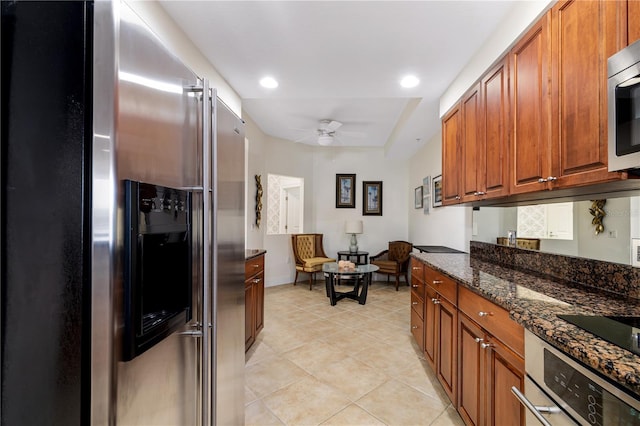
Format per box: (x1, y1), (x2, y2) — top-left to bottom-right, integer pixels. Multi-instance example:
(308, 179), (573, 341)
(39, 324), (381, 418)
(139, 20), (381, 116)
(412, 284), (419, 288)
(478, 311), (493, 317)
(480, 342), (494, 349)
(253, 278), (261, 284)
(474, 337), (484, 343)
(455, 195), (461, 200)
(547, 176), (557, 182)
(538, 178), (548, 183)
(431, 298), (440, 305)
(412, 325), (418, 329)
(432, 280), (443, 285)
(412, 301), (418, 305)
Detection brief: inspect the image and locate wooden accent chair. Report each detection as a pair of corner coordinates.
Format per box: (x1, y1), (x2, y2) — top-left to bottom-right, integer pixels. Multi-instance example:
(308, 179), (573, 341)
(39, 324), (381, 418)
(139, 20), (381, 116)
(291, 234), (335, 290)
(370, 241), (413, 290)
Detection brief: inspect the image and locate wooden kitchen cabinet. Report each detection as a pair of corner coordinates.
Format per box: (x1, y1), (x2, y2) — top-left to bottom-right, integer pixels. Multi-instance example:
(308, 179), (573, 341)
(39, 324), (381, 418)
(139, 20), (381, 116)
(458, 286), (524, 426)
(410, 259), (425, 350)
(245, 253), (265, 352)
(460, 83), (482, 203)
(629, 0), (640, 45)
(423, 266), (458, 405)
(509, 11), (552, 195)
(442, 103), (462, 205)
(549, 0), (626, 189)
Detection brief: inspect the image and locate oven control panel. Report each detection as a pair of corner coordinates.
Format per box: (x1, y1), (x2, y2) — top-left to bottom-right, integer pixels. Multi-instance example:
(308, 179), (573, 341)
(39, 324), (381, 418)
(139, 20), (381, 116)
(544, 350), (640, 425)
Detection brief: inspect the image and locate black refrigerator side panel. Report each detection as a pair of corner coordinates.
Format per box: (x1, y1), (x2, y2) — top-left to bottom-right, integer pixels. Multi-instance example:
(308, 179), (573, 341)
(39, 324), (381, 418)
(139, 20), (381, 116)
(1, 2), (92, 425)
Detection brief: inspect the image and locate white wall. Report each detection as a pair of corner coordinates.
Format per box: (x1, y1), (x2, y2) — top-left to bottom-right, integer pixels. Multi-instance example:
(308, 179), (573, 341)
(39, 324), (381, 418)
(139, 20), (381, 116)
(408, 130), (471, 252)
(124, 1), (241, 115)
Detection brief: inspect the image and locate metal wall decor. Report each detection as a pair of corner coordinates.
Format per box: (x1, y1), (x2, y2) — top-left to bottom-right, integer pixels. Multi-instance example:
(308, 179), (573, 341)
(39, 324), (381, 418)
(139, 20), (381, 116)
(255, 174), (263, 228)
(589, 199), (606, 235)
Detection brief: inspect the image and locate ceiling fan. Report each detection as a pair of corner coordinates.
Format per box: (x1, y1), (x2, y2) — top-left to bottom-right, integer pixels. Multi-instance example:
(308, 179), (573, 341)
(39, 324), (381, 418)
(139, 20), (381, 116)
(293, 119), (364, 146)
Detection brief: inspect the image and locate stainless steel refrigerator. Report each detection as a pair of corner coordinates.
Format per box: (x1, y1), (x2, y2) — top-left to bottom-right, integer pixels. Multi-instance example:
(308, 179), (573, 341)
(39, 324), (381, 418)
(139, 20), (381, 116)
(2, 1), (245, 424)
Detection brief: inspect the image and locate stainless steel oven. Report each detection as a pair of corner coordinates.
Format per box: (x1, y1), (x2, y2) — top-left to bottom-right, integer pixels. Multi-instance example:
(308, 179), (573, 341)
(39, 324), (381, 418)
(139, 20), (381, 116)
(517, 330), (640, 425)
(608, 38), (640, 172)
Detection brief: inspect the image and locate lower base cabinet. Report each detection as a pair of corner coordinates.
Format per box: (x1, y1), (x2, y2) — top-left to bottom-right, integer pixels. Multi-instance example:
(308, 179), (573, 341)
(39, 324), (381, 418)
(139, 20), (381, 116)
(415, 263), (525, 426)
(245, 253), (265, 352)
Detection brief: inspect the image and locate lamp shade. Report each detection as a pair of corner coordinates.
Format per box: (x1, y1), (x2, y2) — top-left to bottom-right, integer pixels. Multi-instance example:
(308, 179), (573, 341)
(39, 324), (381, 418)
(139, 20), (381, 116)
(345, 220), (363, 234)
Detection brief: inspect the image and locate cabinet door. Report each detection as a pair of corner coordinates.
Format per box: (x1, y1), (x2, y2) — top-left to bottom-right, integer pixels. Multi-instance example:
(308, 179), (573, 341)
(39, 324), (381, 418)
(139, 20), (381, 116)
(245, 282), (255, 351)
(630, 0), (640, 45)
(254, 273), (264, 335)
(486, 338), (525, 426)
(482, 58), (510, 200)
(510, 12), (552, 195)
(436, 296), (458, 406)
(411, 306), (424, 351)
(458, 314), (484, 426)
(461, 83), (483, 203)
(550, 0), (626, 188)
(442, 103), (462, 204)
(424, 285), (437, 370)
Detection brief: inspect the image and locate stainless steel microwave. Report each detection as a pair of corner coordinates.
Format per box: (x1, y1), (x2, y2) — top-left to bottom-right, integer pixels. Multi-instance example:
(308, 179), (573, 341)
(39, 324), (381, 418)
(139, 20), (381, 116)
(608, 39), (640, 172)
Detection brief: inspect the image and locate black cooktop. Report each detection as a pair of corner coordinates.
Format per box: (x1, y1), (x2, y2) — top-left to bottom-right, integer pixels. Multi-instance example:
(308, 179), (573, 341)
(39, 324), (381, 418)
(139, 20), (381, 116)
(558, 314), (640, 356)
(414, 245), (465, 254)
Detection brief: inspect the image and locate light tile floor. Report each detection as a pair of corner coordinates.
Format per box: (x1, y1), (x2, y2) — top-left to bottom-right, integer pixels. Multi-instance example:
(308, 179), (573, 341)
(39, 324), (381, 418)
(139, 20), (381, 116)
(245, 279), (465, 426)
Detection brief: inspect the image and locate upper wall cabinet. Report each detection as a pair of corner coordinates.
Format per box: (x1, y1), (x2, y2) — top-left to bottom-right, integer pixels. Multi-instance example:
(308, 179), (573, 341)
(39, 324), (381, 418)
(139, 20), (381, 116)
(460, 83), (482, 203)
(549, 0), (626, 189)
(509, 12), (552, 195)
(442, 103), (462, 204)
(628, 0), (640, 45)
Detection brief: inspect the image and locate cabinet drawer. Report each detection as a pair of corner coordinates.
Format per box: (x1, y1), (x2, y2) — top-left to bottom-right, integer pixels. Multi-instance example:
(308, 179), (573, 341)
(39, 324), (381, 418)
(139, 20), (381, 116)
(410, 277), (425, 301)
(245, 255), (264, 279)
(458, 286), (524, 357)
(425, 266), (457, 305)
(411, 308), (424, 350)
(411, 291), (424, 319)
(410, 258), (425, 283)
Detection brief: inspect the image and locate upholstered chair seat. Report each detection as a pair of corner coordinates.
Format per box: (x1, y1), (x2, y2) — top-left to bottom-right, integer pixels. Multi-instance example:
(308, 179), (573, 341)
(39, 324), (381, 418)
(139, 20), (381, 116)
(291, 234), (335, 290)
(370, 241), (413, 290)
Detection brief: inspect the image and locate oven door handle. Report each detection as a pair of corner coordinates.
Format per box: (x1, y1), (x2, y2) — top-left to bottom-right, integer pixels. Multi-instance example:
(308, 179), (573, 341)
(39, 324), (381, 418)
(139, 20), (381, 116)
(511, 386), (560, 426)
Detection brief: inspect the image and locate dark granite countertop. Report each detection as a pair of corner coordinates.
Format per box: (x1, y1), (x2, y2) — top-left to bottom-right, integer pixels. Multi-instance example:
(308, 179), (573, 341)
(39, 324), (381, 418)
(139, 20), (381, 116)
(411, 252), (640, 397)
(245, 249), (266, 260)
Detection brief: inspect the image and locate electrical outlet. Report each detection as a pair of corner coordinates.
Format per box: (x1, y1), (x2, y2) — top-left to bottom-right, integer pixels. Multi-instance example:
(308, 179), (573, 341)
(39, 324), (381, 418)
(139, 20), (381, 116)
(608, 230), (618, 238)
(632, 239), (640, 267)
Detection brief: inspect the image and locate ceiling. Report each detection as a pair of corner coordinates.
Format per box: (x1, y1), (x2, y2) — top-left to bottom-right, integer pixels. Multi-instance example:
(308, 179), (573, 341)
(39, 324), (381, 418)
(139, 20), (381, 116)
(160, 1), (518, 159)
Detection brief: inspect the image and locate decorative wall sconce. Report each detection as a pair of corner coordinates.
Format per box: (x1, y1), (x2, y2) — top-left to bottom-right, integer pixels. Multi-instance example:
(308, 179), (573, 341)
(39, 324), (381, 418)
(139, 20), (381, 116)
(589, 199), (606, 235)
(255, 174), (263, 228)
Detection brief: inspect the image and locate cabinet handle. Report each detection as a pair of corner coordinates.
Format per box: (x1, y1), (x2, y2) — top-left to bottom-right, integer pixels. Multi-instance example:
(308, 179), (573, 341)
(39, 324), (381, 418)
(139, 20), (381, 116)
(431, 298), (440, 305)
(432, 280), (443, 285)
(253, 278), (261, 284)
(473, 191), (486, 196)
(412, 266), (420, 270)
(412, 284), (419, 288)
(546, 176), (557, 182)
(478, 311), (493, 317)
(480, 342), (493, 349)
(455, 195), (461, 200)
(253, 264), (259, 268)
(474, 337), (484, 343)
(511, 386), (556, 426)
(412, 325), (418, 329)
(538, 178), (548, 183)
(412, 301), (418, 305)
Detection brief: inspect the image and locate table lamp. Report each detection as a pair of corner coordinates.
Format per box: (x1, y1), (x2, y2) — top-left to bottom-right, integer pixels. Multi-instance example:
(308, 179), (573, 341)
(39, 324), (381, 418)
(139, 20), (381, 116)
(345, 220), (363, 253)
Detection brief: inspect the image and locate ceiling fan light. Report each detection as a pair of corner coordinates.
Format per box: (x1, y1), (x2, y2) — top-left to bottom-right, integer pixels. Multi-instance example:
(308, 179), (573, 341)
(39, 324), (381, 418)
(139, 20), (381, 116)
(259, 76), (278, 89)
(400, 75), (420, 88)
(317, 134), (333, 146)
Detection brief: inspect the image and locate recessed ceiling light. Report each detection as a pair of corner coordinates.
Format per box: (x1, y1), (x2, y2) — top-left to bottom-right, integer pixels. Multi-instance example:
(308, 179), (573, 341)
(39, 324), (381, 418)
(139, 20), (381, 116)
(259, 76), (278, 89)
(400, 75), (420, 88)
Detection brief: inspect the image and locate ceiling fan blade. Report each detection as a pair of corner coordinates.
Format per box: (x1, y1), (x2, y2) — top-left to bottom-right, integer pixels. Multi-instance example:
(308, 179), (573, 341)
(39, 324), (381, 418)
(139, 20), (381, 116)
(326, 120), (343, 132)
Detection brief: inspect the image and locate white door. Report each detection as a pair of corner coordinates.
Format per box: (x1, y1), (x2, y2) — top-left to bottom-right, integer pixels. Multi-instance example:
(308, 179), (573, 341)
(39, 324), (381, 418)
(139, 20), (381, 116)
(285, 187), (301, 233)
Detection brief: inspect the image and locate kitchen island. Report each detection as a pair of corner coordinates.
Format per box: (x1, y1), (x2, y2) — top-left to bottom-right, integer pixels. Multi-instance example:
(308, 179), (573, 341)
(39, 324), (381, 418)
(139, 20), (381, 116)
(411, 243), (640, 397)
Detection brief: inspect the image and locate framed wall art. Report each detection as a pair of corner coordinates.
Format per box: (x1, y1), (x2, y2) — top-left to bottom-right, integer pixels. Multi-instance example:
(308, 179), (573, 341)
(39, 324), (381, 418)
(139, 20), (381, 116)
(422, 176), (431, 214)
(414, 186), (423, 209)
(432, 175), (443, 207)
(363, 181), (383, 216)
(336, 174), (356, 208)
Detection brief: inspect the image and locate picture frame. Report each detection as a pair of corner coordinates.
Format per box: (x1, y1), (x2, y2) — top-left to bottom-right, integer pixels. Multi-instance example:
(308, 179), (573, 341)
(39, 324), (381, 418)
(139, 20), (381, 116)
(363, 181), (383, 216)
(336, 174), (356, 208)
(422, 176), (431, 214)
(432, 175), (443, 207)
(414, 186), (423, 209)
